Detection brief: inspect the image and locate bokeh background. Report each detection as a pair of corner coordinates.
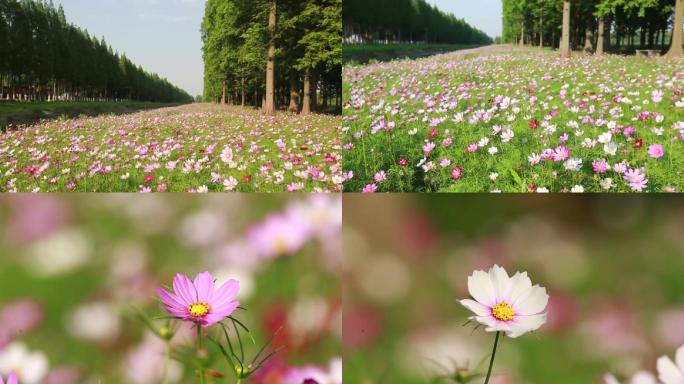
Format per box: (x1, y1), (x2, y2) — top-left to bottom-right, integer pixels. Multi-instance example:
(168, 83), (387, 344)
(344, 195), (684, 384)
(0, 194), (341, 383)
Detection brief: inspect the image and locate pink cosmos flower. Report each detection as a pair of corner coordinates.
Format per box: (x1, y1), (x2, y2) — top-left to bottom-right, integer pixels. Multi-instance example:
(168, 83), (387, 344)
(648, 144), (664, 159)
(451, 166), (462, 181)
(552, 146), (570, 162)
(373, 170), (387, 183)
(157, 272), (240, 328)
(467, 144), (478, 153)
(652, 90), (664, 103)
(423, 141), (436, 155)
(247, 214), (311, 258)
(0, 373), (18, 384)
(624, 168), (648, 191)
(362, 184), (377, 193)
(592, 160), (609, 174)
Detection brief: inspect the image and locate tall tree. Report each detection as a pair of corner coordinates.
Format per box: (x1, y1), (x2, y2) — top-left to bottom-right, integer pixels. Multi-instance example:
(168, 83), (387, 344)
(263, 0), (277, 115)
(560, 0), (571, 57)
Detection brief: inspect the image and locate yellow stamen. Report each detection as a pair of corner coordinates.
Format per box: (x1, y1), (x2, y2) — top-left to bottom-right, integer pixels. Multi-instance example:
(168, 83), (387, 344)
(492, 302), (515, 321)
(189, 302), (210, 317)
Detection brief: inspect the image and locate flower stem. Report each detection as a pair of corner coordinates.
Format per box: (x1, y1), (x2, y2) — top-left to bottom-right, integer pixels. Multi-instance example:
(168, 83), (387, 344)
(161, 341), (170, 384)
(483, 331), (501, 384)
(197, 325), (206, 384)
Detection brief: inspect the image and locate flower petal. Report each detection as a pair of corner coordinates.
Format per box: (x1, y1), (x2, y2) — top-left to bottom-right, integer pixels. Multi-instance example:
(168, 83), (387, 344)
(468, 270), (496, 306)
(460, 299), (490, 317)
(157, 288), (186, 311)
(676, 345), (684, 373)
(193, 271), (215, 303)
(489, 264), (511, 299)
(506, 313), (546, 338)
(657, 355), (683, 384)
(507, 271), (532, 303)
(212, 279), (240, 306)
(173, 273), (197, 305)
(513, 284), (548, 315)
(7, 372), (17, 384)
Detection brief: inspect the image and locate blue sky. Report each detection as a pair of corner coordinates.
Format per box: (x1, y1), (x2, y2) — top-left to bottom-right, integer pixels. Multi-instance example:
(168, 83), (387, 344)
(53, 0), (206, 96)
(425, 0), (503, 39)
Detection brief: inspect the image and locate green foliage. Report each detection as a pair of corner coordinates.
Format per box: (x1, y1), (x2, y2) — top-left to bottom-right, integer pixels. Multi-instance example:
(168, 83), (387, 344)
(0, 0), (192, 103)
(343, 0), (492, 45)
(201, 0), (341, 113)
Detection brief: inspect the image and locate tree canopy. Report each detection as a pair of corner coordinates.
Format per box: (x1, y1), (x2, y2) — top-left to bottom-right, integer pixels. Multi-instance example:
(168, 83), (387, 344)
(0, 0), (192, 103)
(202, 0), (341, 114)
(343, 0), (493, 45)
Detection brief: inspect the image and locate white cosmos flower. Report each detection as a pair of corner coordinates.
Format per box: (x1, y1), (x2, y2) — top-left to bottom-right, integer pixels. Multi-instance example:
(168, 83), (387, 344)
(0, 342), (49, 384)
(501, 129), (514, 143)
(488, 146), (498, 156)
(598, 132), (613, 144)
(459, 265), (548, 338)
(604, 371), (657, 384)
(604, 142), (618, 156)
(657, 345), (684, 384)
(571, 185), (584, 193)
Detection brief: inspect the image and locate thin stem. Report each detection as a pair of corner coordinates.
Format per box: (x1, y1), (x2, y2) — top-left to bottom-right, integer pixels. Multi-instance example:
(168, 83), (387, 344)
(236, 379), (242, 384)
(197, 324), (206, 384)
(483, 331), (501, 384)
(161, 341), (170, 384)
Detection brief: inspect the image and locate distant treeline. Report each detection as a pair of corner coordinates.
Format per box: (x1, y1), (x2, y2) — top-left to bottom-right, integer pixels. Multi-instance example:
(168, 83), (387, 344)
(343, 0), (492, 45)
(202, 0), (341, 115)
(0, 0), (193, 103)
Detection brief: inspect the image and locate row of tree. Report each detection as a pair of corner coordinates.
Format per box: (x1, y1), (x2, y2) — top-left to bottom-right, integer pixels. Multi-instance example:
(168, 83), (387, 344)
(502, 0), (684, 58)
(202, 0), (341, 115)
(0, 0), (192, 103)
(343, 0), (492, 45)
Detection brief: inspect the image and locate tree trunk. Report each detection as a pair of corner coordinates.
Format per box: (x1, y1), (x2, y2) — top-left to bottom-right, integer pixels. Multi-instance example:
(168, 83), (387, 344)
(288, 75), (300, 113)
(584, 27), (593, 51)
(221, 79), (226, 105)
(263, 0), (277, 115)
(597, 17), (605, 54)
(539, 13), (544, 47)
(241, 77), (245, 107)
(520, 23), (525, 45)
(667, 0), (684, 57)
(302, 68), (312, 115)
(560, 0), (571, 57)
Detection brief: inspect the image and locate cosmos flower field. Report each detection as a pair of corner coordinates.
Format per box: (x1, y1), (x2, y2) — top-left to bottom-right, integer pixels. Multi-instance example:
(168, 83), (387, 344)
(0, 194), (342, 383)
(343, 47), (684, 192)
(0, 104), (342, 192)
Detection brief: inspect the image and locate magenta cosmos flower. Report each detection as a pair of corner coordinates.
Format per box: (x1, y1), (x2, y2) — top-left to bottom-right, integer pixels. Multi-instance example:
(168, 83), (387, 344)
(648, 144), (664, 159)
(157, 272), (240, 328)
(0, 373), (18, 384)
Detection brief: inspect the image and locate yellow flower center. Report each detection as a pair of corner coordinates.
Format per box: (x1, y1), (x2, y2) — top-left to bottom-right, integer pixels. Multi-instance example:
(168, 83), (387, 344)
(274, 237), (289, 254)
(189, 302), (210, 317)
(492, 302), (515, 321)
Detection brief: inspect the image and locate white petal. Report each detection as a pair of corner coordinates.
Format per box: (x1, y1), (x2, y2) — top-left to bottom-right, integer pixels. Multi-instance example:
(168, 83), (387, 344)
(460, 299), (490, 317)
(489, 265), (511, 299)
(507, 271), (532, 303)
(657, 355), (684, 384)
(475, 315), (511, 334)
(468, 270), (496, 306)
(603, 374), (620, 384)
(514, 285), (549, 315)
(632, 371), (657, 384)
(676, 344), (684, 372)
(506, 313), (546, 338)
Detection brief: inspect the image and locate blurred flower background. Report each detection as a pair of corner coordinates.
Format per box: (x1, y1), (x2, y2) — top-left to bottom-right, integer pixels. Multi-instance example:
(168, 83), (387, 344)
(344, 195), (684, 384)
(0, 194), (341, 384)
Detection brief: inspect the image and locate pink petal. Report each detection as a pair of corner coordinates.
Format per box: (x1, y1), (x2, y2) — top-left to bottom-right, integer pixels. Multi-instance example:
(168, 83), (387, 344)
(173, 273), (197, 304)
(7, 372), (17, 384)
(157, 288), (186, 311)
(193, 271), (215, 303)
(213, 279), (240, 305)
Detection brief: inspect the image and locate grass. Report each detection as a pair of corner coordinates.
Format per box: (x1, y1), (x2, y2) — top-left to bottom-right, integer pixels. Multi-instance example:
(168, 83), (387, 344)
(342, 46), (684, 192)
(0, 100), (180, 115)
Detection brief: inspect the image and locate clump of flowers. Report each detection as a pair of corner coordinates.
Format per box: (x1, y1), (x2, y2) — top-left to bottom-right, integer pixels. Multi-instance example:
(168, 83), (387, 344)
(459, 265), (548, 383)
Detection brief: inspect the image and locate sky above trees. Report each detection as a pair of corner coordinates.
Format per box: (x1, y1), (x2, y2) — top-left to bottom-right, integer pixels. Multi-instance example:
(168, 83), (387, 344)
(426, 0), (503, 38)
(53, 0), (205, 96)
